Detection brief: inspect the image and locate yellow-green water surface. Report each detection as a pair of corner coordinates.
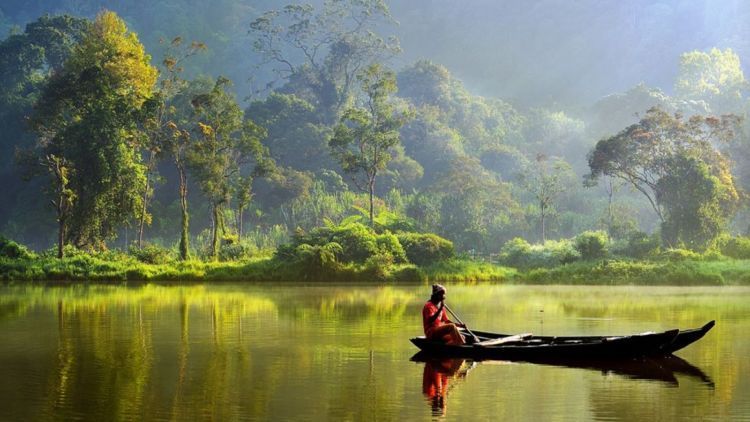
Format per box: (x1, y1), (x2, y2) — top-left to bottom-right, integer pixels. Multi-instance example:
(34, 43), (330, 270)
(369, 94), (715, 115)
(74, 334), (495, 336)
(0, 283), (748, 421)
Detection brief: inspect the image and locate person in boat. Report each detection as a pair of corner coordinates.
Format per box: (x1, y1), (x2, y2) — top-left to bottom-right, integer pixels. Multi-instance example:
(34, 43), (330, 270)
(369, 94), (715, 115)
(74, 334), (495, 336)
(423, 284), (466, 345)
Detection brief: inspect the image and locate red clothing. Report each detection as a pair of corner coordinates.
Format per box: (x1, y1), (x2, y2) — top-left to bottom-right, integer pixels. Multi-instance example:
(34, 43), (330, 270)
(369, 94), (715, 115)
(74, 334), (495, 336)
(423, 301), (449, 337)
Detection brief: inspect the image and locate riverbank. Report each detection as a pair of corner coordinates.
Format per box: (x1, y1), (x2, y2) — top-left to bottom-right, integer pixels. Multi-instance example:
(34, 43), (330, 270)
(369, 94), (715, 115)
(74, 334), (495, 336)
(0, 255), (515, 283)
(3, 254), (750, 285)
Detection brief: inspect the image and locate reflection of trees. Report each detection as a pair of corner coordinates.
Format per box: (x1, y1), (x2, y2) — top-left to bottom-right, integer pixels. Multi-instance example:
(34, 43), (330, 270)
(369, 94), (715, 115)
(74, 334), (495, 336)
(0, 284), (748, 419)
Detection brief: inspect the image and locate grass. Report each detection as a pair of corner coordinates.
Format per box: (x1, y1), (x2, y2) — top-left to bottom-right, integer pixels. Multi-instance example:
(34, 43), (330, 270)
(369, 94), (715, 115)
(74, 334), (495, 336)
(3, 253), (750, 285)
(519, 258), (750, 285)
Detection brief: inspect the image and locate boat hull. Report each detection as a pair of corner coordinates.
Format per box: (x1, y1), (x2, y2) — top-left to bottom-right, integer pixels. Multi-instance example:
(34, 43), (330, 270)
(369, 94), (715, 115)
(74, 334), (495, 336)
(410, 321), (714, 360)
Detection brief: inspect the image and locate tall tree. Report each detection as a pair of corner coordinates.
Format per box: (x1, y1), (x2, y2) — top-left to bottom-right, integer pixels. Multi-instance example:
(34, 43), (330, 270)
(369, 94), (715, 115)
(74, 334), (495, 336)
(145, 37), (206, 259)
(586, 107), (740, 248)
(1, 15), (89, 247)
(675, 48), (748, 114)
(518, 154), (575, 242)
(657, 154), (737, 250)
(249, 0), (400, 122)
(186, 77), (270, 259)
(28, 11), (157, 251)
(329, 64), (411, 226)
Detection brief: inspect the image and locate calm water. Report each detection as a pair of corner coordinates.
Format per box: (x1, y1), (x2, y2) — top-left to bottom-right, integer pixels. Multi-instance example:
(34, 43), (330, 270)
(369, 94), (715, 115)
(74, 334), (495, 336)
(0, 283), (749, 421)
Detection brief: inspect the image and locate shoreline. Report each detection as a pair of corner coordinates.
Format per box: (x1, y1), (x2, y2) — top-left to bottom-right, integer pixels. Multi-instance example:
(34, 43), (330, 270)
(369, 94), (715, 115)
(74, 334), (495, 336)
(3, 256), (750, 285)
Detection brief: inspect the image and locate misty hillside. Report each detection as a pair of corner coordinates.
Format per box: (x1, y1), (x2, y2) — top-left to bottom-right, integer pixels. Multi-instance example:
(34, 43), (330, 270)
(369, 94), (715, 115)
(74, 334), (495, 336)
(1, 0), (748, 261)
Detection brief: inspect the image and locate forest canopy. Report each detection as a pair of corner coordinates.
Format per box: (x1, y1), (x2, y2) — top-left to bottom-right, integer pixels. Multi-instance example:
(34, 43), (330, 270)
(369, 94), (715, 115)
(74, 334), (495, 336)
(1, 0), (749, 265)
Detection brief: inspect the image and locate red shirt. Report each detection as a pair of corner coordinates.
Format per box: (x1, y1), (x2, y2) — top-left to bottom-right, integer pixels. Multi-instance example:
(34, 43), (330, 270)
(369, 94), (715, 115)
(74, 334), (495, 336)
(423, 301), (449, 336)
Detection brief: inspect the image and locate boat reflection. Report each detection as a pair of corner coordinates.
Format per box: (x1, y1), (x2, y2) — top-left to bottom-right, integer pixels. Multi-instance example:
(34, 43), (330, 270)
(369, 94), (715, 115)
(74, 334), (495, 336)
(412, 352), (713, 391)
(419, 357), (475, 416)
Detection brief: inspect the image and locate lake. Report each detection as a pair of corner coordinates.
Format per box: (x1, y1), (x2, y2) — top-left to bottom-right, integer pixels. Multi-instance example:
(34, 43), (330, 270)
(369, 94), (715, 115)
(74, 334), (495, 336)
(0, 283), (748, 421)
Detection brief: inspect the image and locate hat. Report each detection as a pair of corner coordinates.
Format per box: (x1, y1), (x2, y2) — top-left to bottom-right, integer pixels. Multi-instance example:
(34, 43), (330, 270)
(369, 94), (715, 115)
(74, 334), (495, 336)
(432, 284), (446, 295)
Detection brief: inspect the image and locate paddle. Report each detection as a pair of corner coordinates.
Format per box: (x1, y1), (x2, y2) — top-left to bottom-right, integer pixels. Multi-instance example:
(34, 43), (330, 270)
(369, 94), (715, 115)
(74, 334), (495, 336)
(444, 303), (481, 344)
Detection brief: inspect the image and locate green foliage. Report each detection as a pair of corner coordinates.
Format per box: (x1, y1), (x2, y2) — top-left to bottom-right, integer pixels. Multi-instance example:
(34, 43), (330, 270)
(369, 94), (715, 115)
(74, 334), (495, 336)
(329, 63), (412, 225)
(499, 237), (580, 269)
(612, 231), (661, 259)
(574, 230), (609, 260)
(675, 48), (747, 114)
(522, 259), (730, 286)
(518, 154), (576, 242)
(659, 248), (703, 262)
(27, 11), (157, 250)
(0, 236), (36, 259)
(218, 241), (258, 262)
(396, 232), (454, 266)
(717, 235), (750, 259)
(658, 155), (736, 251)
(587, 107), (740, 251)
(128, 244), (174, 265)
(185, 76), (272, 258)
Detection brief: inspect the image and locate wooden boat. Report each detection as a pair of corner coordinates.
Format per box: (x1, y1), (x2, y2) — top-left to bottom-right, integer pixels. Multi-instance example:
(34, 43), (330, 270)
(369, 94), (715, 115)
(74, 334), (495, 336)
(410, 320), (715, 360)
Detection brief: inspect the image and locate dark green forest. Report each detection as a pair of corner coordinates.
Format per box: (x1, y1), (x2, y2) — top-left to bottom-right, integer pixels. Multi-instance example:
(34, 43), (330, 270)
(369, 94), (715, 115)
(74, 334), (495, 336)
(2, 0), (750, 282)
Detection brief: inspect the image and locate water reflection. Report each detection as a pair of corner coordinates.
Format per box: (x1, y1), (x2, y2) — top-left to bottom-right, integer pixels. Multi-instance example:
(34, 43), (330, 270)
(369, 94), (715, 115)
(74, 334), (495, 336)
(412, 351), (713, 391)
(417, 356), (475, 417)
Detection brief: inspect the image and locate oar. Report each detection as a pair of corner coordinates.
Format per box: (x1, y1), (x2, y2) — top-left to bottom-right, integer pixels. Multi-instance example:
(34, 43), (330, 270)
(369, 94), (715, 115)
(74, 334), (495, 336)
(444, 303), (481, 344)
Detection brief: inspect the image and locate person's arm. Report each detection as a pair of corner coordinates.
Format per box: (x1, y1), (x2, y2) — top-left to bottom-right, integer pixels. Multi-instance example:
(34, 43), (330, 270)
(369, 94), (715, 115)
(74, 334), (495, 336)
(426, 302), (444, 324)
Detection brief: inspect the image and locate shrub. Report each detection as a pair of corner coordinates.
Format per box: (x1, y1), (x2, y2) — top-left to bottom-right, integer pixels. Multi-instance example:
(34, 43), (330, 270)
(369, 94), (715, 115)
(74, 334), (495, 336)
(363, 253), (394, 280)
(293, 242), (343, 279)
(718, 235), (750, 259)
(659, 248), (702, 261)
(396, 232), (454, 266)
(0, 236), (35, 259)
(283, 222), (408, 266)
(218, 242), (258, 261)
(499, 237), (579, 269)
(330, 223), (380, 263)
(128, 244), (173, 265)
(376, 231), (408, 263)
(613, 231), (660, 259)
(574, 230), (609, 260)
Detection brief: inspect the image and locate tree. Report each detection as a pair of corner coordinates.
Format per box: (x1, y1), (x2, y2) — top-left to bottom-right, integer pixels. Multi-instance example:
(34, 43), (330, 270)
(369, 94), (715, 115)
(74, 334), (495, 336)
(434, 155), (521, 252)
(1, 15), (89, 247)
(329, 64), (411, 226)
(658, 154), (736, 250)
(518, 154), (575, 242)
(249, 0), (400, 122)
(28, 11), (157, 251)
(586, 107), (740, 248)
(186, 77), (270, 259)
(675, 48), (748, 114)
(138, 38), (206, 250)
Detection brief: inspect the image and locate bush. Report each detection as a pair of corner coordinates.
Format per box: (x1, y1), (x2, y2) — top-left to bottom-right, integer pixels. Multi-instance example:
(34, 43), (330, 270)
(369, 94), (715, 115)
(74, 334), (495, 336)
(574, 230), (609, 260)
(718, 235), (750, 259)
(613, 231), (660, 259)
(376, 231), (408, 263)
(396, 232), (454, 266)
(499, 237), (579, 269)
(293, 242), (343, 279)
(283, 222), (408, 265)
(218, 242), (258, 261)
(0, 236), (35, 259)
(659, 248), (702, 262)
(128, 244), (173, 265)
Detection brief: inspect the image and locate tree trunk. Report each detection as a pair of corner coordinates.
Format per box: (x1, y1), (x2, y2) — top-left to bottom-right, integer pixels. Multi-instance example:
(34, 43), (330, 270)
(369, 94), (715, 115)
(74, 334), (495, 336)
(368, 177), (375, 227)
(540, 204), (546, 243)
(238, 204), (244, 240)
(177, 161), (190, 261)
(211, 203), (220, 259)
(138, 151), (155, 249)
(57, 218), (65, 259)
